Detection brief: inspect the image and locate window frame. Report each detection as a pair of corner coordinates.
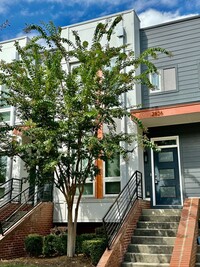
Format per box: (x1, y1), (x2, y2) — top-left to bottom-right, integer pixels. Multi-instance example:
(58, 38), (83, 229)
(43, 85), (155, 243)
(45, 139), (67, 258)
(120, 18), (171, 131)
(103, 153), (121, 196)
(149, 66), (177, 94)
(75, 178), (95, 198)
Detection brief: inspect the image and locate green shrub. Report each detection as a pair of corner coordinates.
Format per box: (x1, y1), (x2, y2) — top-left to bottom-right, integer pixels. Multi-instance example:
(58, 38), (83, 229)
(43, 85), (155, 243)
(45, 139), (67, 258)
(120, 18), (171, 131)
(75, 233), (96, 254)
(95, 226), (106, 237)
(43, 234), (67, 256)
(24, 234), (43, 257)
(82, 238), (107, 265)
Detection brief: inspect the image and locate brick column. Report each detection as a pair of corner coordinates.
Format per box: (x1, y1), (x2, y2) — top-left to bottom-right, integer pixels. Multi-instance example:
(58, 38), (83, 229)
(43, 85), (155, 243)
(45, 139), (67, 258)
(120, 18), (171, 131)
(170, 198), (199, 267)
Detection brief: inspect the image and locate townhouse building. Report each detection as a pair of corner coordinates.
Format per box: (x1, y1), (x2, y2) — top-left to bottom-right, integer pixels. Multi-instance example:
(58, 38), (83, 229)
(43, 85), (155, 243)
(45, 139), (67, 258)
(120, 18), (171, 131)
(0, 10), (143, 229)
(1, 9), (200, 234)
(134, 14), (200, 208)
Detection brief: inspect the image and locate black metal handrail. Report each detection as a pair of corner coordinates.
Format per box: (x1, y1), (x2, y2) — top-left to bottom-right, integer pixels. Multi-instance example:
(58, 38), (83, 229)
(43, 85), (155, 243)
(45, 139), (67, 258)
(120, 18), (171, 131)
(0, 178), (22, 204)
(103, 170), (143, 249)
(0, 186), (44, 235)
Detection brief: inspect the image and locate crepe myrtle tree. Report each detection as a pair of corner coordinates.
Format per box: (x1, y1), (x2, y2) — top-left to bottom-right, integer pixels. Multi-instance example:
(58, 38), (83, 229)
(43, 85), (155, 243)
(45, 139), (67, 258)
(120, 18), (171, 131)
(0, 17), (169, 256)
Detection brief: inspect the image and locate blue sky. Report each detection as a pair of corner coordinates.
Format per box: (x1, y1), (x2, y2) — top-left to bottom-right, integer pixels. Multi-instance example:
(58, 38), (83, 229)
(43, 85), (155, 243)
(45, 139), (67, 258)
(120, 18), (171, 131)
(0, 0), (199, 41)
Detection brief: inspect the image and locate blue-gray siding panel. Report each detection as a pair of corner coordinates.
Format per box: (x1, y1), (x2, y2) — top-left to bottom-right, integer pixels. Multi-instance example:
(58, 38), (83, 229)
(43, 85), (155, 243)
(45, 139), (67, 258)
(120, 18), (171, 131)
(141, 16), (200, 108)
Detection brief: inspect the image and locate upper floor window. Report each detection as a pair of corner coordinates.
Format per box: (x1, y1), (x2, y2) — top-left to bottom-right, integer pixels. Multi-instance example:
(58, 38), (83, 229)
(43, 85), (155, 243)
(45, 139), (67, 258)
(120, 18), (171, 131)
(150, 67), (177, 94)
(0, 85), (10, 108)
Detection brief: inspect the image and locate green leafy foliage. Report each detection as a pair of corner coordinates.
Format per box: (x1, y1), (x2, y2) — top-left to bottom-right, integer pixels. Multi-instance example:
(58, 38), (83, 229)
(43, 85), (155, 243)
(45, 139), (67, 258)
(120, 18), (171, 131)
(82, 238), (107, 265)
(24, 234), (43, 257)
(0, 18), (169, 256)
(43, 234), (67, 256)
(76, 233), (97, 254)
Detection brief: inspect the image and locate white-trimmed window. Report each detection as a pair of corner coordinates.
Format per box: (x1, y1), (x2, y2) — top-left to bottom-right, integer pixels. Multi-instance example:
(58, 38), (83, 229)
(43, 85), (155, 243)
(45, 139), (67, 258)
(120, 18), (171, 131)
(0, 156), (8, 197)
(0, 85), (10, 108)
(150, 67), (177, 93)
(75, 158), (95, 197)
(75, 178), (94, 197)
(82, 178), (94, 196)
(0, 84), (12, 125)
(0, 110), (11, 123)
(104, 153), (121, 195)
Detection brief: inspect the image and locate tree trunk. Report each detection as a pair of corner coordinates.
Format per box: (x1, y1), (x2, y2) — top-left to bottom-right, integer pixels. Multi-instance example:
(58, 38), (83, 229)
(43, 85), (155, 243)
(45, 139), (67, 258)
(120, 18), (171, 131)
(67, 207), (76, 257)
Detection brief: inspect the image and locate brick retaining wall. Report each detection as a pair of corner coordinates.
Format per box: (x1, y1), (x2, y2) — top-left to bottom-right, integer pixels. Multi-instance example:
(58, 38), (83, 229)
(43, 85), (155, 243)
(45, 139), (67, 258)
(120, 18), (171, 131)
(0, 202), (53, 259)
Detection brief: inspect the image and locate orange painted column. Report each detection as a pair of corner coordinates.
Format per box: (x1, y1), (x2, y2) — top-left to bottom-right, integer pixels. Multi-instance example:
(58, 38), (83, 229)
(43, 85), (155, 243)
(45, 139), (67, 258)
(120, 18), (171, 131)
(95, 125), (103, 199)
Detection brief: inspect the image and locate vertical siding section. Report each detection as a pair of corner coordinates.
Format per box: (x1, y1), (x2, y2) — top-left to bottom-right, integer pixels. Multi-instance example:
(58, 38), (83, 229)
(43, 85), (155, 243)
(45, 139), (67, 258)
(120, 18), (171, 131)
(140, 16), (200, 108)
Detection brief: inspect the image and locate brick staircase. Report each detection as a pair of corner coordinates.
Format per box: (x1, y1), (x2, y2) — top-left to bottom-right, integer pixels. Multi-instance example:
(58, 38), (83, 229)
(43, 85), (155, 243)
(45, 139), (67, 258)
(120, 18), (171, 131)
(196, 246), (200, 267)
(196, 219), (200, 266)
(0, 203), (20, 221)
(0, 203), (33, 235)
(121, 209), (181, 267)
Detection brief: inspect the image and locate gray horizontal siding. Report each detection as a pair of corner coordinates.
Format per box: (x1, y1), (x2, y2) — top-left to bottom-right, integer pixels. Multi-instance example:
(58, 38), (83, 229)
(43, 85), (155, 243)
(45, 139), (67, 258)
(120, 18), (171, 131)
(141, 16), (200, 108)
(181, 130), (200, 197)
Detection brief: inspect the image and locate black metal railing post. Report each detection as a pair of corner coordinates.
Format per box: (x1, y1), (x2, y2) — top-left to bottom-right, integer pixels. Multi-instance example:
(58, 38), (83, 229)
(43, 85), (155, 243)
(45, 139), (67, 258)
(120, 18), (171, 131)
(136, 171), (138, 199)
(102, 170), (143, 249)
(0, 222), (3, 235)
(10, 178), (13, 200)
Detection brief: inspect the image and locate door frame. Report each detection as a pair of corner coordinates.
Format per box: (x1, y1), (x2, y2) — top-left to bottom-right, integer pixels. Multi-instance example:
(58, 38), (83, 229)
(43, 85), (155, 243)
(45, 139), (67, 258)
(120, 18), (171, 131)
(151, 135), (183, 207)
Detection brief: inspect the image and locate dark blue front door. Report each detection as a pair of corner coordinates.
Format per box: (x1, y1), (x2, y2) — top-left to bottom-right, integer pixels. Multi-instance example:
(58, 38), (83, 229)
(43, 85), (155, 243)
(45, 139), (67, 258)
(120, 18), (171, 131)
(154, 147), (181, 206)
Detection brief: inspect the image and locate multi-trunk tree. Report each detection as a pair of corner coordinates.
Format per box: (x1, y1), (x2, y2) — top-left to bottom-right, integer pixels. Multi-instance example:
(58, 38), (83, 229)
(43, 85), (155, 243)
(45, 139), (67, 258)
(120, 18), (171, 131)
(0, 17), (169, 256)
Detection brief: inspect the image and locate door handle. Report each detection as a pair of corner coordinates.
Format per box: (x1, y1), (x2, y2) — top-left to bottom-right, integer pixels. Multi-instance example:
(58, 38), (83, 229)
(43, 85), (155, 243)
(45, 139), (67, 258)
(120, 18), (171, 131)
(155, 175), (159, 184)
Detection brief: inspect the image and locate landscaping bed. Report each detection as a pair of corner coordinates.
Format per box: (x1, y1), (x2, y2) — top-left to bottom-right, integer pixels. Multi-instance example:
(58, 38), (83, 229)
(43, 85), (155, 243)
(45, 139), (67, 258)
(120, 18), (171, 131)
(0, 254), (94, 267)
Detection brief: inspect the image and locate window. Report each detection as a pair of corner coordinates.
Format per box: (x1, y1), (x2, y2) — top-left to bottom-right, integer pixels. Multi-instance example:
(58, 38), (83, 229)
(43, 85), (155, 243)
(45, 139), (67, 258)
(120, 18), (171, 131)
(83, 179), (94, 196)
(0, 85), (11, 125)
(75, 179), (94, 197)
(75, 158), (95, 197)
(0, 111), (10, 123)
(0, 156), (7, 198)
(104, 153), (121, 195)
(150, 67), (177, 93)
(0, 85), (10, 108)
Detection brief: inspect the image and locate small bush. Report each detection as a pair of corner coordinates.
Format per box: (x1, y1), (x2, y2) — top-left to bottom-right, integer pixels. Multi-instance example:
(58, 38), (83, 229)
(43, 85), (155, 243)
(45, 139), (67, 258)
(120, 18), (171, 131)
(75, 233), (96, 254)
(43, 234), (67, 256)
(82, 238), (107, 265)
(25, 234), (43, 257)
(95, 226), (106, 237)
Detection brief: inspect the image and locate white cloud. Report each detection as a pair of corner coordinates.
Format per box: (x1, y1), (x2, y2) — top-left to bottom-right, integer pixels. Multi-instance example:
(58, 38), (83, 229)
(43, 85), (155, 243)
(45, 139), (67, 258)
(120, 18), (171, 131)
(22, 0), (125, 4)
(0, 0), (11, 14)
(133, 0), (179, 12)
(139, 9), (198, 28)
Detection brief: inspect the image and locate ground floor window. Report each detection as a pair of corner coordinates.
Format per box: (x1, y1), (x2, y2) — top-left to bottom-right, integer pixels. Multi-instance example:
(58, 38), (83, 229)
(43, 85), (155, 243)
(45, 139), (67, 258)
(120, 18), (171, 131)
(104, 153), (121, 195)
(82, 179), (94, 196)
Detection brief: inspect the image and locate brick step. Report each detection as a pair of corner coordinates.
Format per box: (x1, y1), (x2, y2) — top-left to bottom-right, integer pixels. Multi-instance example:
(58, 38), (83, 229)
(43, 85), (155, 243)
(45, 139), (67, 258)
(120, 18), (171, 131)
(121, 262), (169, 267)
(139, 215), (180, 222)
(196, 253), (200, 262)
(134, 229), (177, 237)
(142, 209), (181, 216)
(124, 253), (171, 263)
(131, 236), (175, 245)
(137, 221), (179, 229)
(127, 244), (173, 254)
